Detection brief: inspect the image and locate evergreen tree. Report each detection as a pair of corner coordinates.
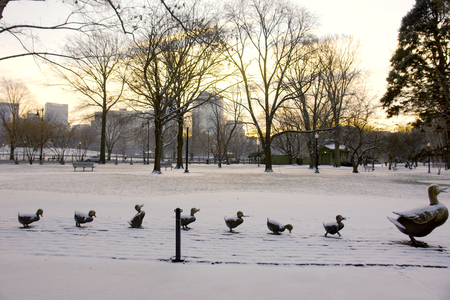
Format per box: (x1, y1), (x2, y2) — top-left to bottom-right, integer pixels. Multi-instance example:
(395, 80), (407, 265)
(381, 0), (450, 138)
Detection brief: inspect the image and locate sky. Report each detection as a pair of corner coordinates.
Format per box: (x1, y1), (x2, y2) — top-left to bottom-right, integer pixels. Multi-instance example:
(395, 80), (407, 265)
(0, 0), (417, 127)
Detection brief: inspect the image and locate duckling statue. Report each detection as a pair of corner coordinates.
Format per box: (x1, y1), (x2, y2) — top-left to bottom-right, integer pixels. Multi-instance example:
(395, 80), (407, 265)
(74, 210), (96, 227)
(224, 211), (246, 232)
(388, 184), (448, 247)
(180, 207), (200, 230)
(267, 218), (293, 234)
(128, 204), (145, 228)
(18, 209), (43, 228)
(323, 215), (346, 237)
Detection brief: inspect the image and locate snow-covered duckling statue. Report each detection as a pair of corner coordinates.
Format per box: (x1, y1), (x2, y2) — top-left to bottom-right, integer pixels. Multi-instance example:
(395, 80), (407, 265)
(224, 211), (246, 232)
(323, 215), (346, 237)
(18, 209), (43, 228)
(74, 210), (96, 227)
(128, 204), (145, 228)
(388, 184), (448, 247)
(180, 207), (200, 230)
(267, 218), (293, 234)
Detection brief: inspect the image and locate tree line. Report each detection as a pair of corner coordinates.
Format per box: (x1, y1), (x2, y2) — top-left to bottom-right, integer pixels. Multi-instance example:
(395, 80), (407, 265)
(1, 0), (449, 173)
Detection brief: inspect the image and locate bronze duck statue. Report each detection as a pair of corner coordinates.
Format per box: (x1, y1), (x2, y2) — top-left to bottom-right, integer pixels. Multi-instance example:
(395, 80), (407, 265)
(267, 218), (293, 234)
(180, 207), (200, 230)
(129, 204), (145, 228)
(18, 209), (43, 228)
(323, 215), (346, 237)
(388, 184), (448, 247)
(224, 211), (246, 232)
(74, 210), (96, 227)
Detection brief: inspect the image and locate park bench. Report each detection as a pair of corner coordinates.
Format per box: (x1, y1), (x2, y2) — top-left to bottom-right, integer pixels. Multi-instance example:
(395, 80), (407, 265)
(363, 165), (374, 172)
(160, 161), (173, 170)
(72, 161), (95, 172)
(392, 166), (398, 171)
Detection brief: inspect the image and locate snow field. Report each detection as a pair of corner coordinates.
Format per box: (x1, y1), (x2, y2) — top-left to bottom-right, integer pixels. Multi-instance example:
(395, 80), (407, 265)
(1, 163), (449, 299)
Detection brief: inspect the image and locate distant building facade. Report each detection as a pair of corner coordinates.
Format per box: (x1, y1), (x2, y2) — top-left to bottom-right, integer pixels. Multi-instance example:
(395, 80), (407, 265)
(45, 102), (68, 125)
(192, 92), (223, 133)
(0, 102), (19, 122)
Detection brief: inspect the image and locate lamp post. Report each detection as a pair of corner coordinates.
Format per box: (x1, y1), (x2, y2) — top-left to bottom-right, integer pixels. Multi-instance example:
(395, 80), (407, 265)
(184, 127), (189, 173)
(37, 109), (44, 165)
(203, 130), (210, 164)
(315, 133), (319, 173)
(78, 142), (82, 162)
(142, 121), (149, 165)
(427, 142), (431, 173)
(257, 138), (260, 167)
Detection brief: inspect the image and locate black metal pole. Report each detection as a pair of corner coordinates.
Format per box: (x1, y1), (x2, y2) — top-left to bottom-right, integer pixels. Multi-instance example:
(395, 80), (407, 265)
(172, 208), (184, 262)
(184, 127), (189, 173)
(315, 134), (319, 173)
(147, 121), (150, 165)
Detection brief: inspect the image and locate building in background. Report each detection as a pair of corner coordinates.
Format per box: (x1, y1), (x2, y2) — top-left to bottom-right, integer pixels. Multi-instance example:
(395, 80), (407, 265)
(45, 102), (68, 125)
(0, 102), (19, 122)
(192, 92), (223, 133)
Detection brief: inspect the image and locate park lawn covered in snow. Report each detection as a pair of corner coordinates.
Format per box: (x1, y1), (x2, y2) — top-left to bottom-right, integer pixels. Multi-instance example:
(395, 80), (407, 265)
(0, 162), (449, 299)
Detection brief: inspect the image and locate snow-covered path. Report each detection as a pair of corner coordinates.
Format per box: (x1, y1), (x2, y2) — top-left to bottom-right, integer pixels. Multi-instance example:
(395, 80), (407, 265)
(1, 163), (449, 299)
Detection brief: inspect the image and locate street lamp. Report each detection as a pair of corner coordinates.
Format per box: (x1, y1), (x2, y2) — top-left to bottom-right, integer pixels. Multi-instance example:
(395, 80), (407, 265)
(78, 142), (82, 162)
(315, 133), (319, 173)
(257, 138), (260, 167)
(203, 130), (210, 164)
(142, 121), (150, 165)
(184, 127), (189, 173)
(427, 142), (431, 173)
(37, 109), (44, 165)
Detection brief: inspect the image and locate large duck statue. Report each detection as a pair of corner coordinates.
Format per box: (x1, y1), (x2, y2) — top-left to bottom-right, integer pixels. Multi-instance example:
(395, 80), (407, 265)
(267, 218), (293, 234)
(74, 210), (96, 227)
(388, 184), (448, 247)
(180, 207), (200, 230)
(18, 209), (43, 228)
(323, 215), (346, 237)
(224, 211), (246, 232)
(129, 204), (145, 228)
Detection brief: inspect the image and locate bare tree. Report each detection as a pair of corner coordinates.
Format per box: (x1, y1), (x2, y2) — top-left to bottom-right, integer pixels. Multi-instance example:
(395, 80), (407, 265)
(319, 35), (363, 167)
(224, 0), (316, 172)
(46, 120), (75, 164)
(0, 78), (38, 160)
(340, 93), (379, 173)
(50, 30), (127, 164)
(126, 1), (227, 173)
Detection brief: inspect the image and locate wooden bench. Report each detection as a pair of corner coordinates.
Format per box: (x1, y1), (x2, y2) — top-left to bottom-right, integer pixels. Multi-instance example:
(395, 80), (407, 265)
(73, 162), (95, 172)
(160, 161), (173, 170)
(363, 165), (374, 172)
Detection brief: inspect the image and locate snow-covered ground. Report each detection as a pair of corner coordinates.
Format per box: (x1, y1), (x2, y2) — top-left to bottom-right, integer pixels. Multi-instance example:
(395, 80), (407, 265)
(1, 163), (449, 299)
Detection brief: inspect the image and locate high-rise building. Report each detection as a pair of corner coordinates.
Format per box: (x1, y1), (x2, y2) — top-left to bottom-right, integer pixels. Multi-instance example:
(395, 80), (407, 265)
(0, 102), (19, 122)
(192, 92), (223, 133)
(45, 102), (68, 125)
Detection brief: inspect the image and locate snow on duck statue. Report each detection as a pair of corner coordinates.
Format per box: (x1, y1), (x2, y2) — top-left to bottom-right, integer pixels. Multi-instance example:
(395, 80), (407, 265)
(180, 207), (200, 230)
(267, 218), (293, 234)
(128, 204), (145, 228)
(224, 211), (246, 232)
(74, 210), (96, 227)
(388, 184), (448, 247)
(323, 215), (346, 237)
(18, 209), (43, 228)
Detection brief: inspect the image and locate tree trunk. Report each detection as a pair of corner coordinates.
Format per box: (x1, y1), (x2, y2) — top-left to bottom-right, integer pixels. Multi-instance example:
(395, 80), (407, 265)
(153, 119), (163, 174)
(9, 142), (15, 160)
(334, 140), (341, 167)
(100, 109), (107, 164)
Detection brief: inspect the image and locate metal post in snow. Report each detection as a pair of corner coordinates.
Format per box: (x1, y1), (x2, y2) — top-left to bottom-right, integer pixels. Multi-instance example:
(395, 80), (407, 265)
(184, 127), (189, 173)
(172, 208), (184, 262)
